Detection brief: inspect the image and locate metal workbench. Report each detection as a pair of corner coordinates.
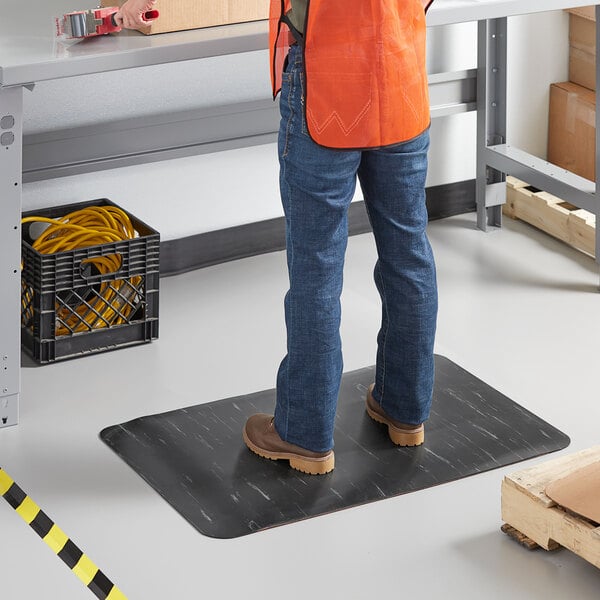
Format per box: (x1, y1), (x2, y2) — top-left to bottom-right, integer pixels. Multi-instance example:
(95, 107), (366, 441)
(2, 0), (599, 428)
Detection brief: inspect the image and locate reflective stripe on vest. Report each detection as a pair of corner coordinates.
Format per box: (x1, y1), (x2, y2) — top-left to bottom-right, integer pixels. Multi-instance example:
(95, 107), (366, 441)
(269, 0), (433, 150)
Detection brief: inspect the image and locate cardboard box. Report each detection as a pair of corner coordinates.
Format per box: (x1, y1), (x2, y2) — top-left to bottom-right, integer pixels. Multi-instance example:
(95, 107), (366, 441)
(102, 0), (269, 35)
(569, 11), (596, 90)
(569, 11), (596, 53)
(547, 81), (596, 181)
(570, 45), (595, 91)
(567, 5), (596, 21)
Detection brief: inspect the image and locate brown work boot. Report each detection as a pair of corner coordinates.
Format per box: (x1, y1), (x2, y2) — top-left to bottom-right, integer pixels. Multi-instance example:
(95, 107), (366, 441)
(366, 384), (425, 446)
(243, 414), (335, 475)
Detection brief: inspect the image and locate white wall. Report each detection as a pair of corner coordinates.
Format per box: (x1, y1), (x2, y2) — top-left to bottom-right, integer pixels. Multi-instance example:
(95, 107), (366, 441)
(21, 12), (569, 241)
(507, 12), (570, 158)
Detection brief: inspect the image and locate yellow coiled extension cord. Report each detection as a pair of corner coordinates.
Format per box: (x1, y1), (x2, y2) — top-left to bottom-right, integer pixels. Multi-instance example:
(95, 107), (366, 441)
(21, 205), (142, 337)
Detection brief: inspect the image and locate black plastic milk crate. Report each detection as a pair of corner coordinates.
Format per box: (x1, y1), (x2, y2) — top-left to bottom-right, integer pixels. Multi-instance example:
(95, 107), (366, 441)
(21, 199), (160, 363)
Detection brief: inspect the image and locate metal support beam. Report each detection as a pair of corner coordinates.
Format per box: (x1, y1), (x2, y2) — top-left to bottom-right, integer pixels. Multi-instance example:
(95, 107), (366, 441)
(477, 17), (507, 231)
(0, 85), (23, 429)
(428, 69), (478, 119)
(485, 144), (597, 213)
(22, 69), (478, 183)
(23, 99), (280, 183)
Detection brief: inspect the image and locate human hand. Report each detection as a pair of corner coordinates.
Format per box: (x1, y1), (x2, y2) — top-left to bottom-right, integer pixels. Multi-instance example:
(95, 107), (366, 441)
(114, 0), (158, 29)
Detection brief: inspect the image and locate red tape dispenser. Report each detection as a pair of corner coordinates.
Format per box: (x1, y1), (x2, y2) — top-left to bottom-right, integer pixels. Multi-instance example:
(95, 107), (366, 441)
(56, 6), (159, 39)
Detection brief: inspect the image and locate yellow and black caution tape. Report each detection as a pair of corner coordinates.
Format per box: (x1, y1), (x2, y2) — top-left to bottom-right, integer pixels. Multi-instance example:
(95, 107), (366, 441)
(0, 467), (127, 600)
(21, 205), (142, 337)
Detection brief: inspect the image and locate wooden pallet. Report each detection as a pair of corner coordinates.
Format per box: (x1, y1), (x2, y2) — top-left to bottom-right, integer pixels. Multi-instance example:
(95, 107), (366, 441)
(505, 176), (596, 258)
(501, 446), (600, 567)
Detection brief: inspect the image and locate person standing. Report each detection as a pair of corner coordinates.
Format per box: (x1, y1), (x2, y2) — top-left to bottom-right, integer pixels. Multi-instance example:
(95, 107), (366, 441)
(243, 0), (438, 475)
(116, 0), (437, 476)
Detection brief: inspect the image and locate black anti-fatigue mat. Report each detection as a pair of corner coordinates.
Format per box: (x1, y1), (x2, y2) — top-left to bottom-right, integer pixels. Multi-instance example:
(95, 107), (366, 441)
(100, 355), (569, 539)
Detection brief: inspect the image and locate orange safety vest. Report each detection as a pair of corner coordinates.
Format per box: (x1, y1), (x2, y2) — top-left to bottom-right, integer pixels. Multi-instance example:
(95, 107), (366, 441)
(269, 0), (434, 150)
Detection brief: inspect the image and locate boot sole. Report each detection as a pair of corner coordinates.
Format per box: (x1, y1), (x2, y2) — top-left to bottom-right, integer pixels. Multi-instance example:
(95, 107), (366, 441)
(365, 390), (425, 447)
(242, 428), (335, 475)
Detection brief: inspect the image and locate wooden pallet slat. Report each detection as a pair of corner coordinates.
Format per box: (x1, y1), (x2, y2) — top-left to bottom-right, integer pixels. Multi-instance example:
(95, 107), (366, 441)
(501, 446), (600, 567)
(505, 176), (596, 258)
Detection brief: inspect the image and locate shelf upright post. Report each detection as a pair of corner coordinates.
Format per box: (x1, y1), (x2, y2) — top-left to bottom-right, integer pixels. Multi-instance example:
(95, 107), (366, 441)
(0, 84), (24, 428)
(476, 17), (508, 231)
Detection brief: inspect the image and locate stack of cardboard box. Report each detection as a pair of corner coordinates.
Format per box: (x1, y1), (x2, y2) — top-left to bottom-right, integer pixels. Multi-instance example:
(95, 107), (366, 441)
(548, 7), (597, 181)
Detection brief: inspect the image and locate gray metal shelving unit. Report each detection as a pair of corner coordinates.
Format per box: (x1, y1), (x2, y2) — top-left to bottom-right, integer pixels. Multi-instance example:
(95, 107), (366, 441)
(2, 0), (599, 428)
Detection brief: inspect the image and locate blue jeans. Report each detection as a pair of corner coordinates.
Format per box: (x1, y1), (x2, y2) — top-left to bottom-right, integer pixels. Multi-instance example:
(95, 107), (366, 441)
(274, 44), (438, 452)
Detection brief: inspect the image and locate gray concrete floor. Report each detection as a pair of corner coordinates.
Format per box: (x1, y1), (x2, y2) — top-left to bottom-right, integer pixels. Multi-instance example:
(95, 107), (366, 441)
(1, 212), (599, 599)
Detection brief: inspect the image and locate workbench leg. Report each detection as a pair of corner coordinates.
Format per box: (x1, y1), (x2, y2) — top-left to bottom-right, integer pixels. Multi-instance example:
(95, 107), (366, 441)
(0, 86), (24, 428)
(476, 17), (507, 231)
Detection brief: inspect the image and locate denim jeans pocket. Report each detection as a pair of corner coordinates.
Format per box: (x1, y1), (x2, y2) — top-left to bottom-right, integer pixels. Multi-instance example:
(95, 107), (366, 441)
(280, 71), (294, 158)
(281, 69), (309, 157)
(298, 71), (308, 136)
